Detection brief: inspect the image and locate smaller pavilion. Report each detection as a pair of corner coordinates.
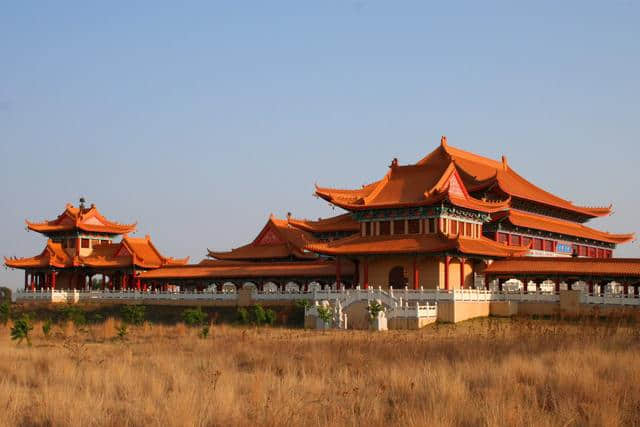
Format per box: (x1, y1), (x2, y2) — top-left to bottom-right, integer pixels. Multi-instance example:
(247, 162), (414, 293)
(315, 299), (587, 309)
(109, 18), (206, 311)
(4, 201), (188, 290)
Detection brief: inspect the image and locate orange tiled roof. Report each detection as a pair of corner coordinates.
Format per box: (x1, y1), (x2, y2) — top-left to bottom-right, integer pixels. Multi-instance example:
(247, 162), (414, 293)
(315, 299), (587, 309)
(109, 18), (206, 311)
(26, 203), (136, 235)
(4, 236), (188, 270)
(139, 259), (354, 280)
(485, 257), (640, 278)
(493, 210), (634, 244)
(287, 213), (360, 233)
(208, 215), (319, 261)
(316, 137), (612, 218)
(305, 233), (527, 258)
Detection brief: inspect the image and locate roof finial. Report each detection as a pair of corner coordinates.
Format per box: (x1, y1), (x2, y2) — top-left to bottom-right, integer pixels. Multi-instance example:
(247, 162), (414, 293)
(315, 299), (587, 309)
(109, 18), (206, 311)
(440, 135), (448, 146)
(286, 212), (292, 220)
(389, 158), (398, 168)
(501, 155), (508, 170)
(79, 197), (86, 210)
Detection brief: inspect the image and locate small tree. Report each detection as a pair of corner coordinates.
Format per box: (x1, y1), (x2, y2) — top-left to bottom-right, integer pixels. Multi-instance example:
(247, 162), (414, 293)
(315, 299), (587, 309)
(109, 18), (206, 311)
(0, 302), (10, 325)
(121, 305), (146, 326)
(42, 319), (53, 338)
(252, 305), (266, 326)
(11, 314), (33, 346)
(60, 306), (86, 326)
(367, 301), (385, 321)
(265, 309), (277, 326)
(316, 306), (333, 327)
(183, 307), (207, 326)
(236, 308), (249, 325)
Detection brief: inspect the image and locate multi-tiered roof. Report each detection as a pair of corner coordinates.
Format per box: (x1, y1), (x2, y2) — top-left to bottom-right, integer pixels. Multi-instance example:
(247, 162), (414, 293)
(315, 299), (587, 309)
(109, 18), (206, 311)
(26, 203), (137, 236)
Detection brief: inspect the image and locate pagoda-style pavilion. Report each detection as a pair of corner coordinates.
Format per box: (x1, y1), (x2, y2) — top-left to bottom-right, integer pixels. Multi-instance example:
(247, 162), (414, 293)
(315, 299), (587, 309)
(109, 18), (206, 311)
(309, 137), (634, 290)
(5, 201), (188, 291)
(140, 214), (356, 291)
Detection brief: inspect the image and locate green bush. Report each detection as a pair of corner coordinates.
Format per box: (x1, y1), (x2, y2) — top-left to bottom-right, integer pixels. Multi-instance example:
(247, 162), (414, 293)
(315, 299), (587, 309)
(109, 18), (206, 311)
(11, 314), (33, 345)
(265, 309), (277, 326)
(237, 308), (249, 324)
(182, 307), (207, 326)
(367, 301), (385, 320)
(252, 305), (266, 326)
(0, 302), (10, 325)
(60, 306), (86, 325)
(116, 324), (128, 340)
(121, 305), (146, 326)
(42, 319), (53, 338)
(199, 325), (210, 339)
(317, 306), (333, 326)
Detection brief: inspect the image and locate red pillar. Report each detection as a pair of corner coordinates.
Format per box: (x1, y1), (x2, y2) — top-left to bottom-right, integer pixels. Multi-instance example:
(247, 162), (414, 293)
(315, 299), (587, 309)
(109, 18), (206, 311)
(30, 273), (35, 291)
(555, 280), (560, 293)
(635, 285), (639, 297)
(363, 257), (369, 289)
(24, 272), (28, 291)
(335, 256), (341, 290)
(459, 258), (466, 290)
(135, 276), (141, 291)
(623, 283), (629, 295)
(51, 271), (57, 290)
(444, 256), (451, 291)
(413, 256), (419, 290)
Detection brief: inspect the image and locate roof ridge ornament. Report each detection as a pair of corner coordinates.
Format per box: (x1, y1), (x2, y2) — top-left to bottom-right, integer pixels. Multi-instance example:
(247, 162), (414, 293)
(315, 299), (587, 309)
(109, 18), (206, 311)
(389, 158), (398, 169)
(440, 135), (447, 147)
(501, 155), (508, 170)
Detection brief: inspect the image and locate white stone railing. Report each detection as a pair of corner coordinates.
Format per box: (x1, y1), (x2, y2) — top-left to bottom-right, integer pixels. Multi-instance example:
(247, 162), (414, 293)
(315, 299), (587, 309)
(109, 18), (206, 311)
(12, 288), (640, 307)
(388, 302), (437, 319)
(581, 293), (640, 306)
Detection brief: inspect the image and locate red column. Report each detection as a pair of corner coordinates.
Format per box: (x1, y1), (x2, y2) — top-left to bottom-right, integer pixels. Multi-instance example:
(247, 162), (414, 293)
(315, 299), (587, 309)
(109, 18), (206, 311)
(363, 257), (369, 289)
(444, 256), (451, 291)
(507, 234), (513, 246)
(635, 285), (639, 297)
(555, 280), (560, 293)
(335, 256), (341, 290)
(459, 258), (466, 289)
(51, 271), (57, 290)
(413, 256), (419, 290)
(588, 281), (594, 295)
(623, 283), (629, 295)
(30, 273), (35, 291)
(24, 272), (28, 291)
(135, 276), (141, 291)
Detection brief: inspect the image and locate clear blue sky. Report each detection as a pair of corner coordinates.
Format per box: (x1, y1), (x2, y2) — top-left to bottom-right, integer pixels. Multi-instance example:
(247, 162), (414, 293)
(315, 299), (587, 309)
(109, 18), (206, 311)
(1, 1), (639, 288)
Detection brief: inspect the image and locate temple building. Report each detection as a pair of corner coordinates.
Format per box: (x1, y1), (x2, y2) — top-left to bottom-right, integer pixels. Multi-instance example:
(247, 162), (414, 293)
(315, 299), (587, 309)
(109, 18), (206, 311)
(139, 214), (356, 291)
(4, 201), (188, 291)
(307, 137), (634, 290)
(5, 137), (635, 295)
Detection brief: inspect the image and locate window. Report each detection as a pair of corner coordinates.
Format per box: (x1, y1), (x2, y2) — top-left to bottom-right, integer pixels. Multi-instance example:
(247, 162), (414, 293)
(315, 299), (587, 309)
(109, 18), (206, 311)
(465, 222), (472, 237)
(597, 248), (604, 258)
(61, 240), (67, 248)
(81, 239), (90, 248)
(497, 233), (508, 244)
(92, 239), (100, 246)
(428, 218), (436, 233)
(543, 240), (553, 252)
(365, 222), (372, 236)
(532, 238), (542, 250)
(588, 247), (596, 257)
(451, 220), (458, 235)
(522, 237), (531, 247)
(579, 245), (587, 257)
(68, 239), (76, 249)
(379, 221), (391, 236)
(393, 220), (405, 235)
(511, 235), (521, 246)
(408, 219), (420, 234)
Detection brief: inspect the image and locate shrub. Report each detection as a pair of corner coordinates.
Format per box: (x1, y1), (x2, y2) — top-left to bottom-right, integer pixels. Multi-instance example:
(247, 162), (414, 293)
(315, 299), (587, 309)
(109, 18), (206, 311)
(183, 307), (207, 326)
(11, 314), (33, 345)
(121, 305), (146, 326)
(367, 301), (385, 320)
(60, 306), (86, 326)
(237, 308), (249, 325)
(252, 305), (266, 326)
(116, 324), (128, 340)
(199, 325), (210, 339)
(0, 287), (11, 301)
(42, 319), (53, 338)
(317, 306), (333, 326)
(0, 302), (10, 325)
(265, 309), (277, 326)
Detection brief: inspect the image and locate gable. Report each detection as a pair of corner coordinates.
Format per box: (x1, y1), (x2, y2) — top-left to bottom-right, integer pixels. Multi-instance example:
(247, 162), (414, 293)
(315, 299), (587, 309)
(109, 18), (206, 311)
(82, 216), (106, 226)
(115, 245), (131, 257)
(448, 173), (466, 198)
(256, 227), (284, 245)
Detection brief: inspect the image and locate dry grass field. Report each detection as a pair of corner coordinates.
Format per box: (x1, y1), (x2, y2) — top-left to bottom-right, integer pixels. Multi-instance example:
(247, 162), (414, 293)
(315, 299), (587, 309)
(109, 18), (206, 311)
(0, 317), (639, 427)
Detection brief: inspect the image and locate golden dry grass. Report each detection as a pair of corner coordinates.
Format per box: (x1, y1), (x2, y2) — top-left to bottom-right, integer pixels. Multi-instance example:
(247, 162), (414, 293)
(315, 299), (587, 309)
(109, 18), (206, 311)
(0, 318), (639, 427)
